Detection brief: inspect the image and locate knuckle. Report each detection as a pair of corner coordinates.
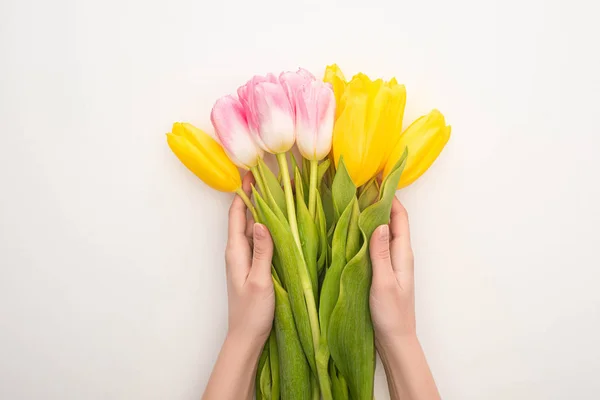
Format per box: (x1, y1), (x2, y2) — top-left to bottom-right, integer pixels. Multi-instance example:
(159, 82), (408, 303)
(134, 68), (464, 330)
(253, 246), (266, 261)
(376, 247), (390, 260)
(392, 204), (409, 222)
(373, 277), (396, 293)
(253, 245), (271, 262)
(228, 201), (241, 219)
(248, 277), (270, 292)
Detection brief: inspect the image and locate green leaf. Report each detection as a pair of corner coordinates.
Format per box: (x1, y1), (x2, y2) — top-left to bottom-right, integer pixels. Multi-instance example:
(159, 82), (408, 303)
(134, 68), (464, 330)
(256, 342), (270, 400)
(318, 198), (355, 339)
(327, 149), (407, 400)
(317, 159), (331, 187)
(296, 169), (319, 300)
(345, 201), (361, 263)
(273, 279), (312, 400)
(269, 331), (280, 400)
(259, 352), (272, 400)
(357, 178), (379, 211)
(302, 157), (311, 191)
(272, 266), (282, 286)
(254, 188), (286, 286)
(290, 152), (300, 178)
(258, 157), (287, 218)
(329, 361), (349, 400)
(315, 190), (328, 277)
(253, 187), (316, 375)
(294, 168), (306, 208)
(320, 184), (335, 232)
(331, 157), (356, 223)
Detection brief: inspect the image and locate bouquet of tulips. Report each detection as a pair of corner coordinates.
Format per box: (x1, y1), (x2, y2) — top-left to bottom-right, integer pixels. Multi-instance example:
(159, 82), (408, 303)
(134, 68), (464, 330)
(167, 65), (450, 400)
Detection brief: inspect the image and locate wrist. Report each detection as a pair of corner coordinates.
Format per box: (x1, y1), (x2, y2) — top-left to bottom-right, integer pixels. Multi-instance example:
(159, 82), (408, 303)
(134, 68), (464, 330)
(376, 332), (420, 359)
(225, 329), (267, 357)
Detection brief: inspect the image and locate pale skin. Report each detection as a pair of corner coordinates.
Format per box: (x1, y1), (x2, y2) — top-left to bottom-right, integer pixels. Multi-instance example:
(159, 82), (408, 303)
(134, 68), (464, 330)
(202, 173), (440, 400)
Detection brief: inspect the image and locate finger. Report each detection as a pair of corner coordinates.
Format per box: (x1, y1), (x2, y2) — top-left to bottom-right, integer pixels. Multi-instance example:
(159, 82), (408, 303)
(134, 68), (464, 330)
(242, 171), (255, 196)
(228, 194), (247, 243)
(248, 223), (274, 285)
(245, 214), (255, 243)
(390, 196), (410, 244)
(227, 172), (256, 243)
(243, 171), (256, 244)
(389, 196), (414, 276)
(370, 225), (395, 285)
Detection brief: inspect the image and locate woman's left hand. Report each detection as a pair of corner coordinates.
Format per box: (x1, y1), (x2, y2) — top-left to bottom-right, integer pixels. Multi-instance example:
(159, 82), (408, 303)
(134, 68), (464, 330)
(225, 173), (275, 345)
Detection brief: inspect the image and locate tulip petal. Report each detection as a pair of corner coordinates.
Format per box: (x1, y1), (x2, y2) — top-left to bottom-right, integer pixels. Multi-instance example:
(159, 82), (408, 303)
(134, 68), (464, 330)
(295, 81), (335, 161)
(383, 109), (451, 189)
(324, 64), (347, 118)
(211, 95), (263, 169)
(167, 123), (241, 192)
(250, 82), (295, 153)
(332, 92), (370, 186)
(330, 67), (411, 187)
(280, 68), (316, 111)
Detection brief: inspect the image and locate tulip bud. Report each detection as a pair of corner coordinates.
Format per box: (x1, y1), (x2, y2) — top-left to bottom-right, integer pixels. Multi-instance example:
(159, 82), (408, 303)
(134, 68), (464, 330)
(238, 74), (296, 154)
(166, 122), (241, 192)
(331, 69), (406, 187)
(210, 95), (263, 169)
(294, 81), (335, 161)
(279, 68), (316, 111)
(384, 109), (451, 189)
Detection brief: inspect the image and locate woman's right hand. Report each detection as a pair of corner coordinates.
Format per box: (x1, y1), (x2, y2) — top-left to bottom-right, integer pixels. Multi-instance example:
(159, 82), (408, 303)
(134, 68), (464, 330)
(369, 196), (441, 400)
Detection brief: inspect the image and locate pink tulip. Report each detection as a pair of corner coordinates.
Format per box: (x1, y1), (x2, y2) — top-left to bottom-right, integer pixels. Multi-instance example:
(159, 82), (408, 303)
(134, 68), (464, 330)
(210, 95), (263, 169)
(237, 74), (295, 154)
(279, 68), (316, 111)
(293, 81), (335, 161)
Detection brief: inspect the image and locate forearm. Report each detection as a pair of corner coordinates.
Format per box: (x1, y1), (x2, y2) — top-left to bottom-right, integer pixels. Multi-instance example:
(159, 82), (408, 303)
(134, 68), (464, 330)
(378, 335), (440, 400)
(202, 332), (265, 400)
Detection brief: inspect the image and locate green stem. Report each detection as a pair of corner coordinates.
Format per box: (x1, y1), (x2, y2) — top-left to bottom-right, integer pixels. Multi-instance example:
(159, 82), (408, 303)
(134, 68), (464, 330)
(311, 375), (320, 400)
(276, 152), (332, 400)
(235, 188), (258, 222)
(317, 345), (333, 398)
(250, 165), (267, 198)
(276, 153), (301, 248)
(308, 159), (318, 219)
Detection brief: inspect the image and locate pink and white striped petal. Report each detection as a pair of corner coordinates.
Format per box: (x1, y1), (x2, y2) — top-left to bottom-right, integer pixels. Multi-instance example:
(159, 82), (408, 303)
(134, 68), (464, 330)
(294, 81), (335, 161)
(210, 95), (263, 169)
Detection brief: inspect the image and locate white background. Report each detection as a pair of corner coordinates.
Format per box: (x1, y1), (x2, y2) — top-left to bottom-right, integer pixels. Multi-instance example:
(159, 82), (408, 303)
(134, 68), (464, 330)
(1, 0), (599, 398)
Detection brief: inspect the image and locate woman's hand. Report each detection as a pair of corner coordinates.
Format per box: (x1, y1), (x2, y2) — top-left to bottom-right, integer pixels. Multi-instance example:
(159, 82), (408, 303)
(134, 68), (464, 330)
(369, 196), (440, 400)
(203, 173), (275, 400)
(225, 173), (275, 345)
(369, 196), (416, 345)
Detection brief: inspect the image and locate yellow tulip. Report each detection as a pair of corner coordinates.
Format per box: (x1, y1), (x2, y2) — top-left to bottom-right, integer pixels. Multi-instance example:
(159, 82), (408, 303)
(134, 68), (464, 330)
(384, 109), (451, 189)
(329, 67), (406, 187)
(166, 122), (241, 192)
(323, 64), (347, 119)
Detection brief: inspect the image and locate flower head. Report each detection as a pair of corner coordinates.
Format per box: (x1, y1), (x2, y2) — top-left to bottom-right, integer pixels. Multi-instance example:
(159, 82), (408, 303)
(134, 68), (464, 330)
(279, 68), (316, 111)
(211, 95), (263, 169)
(330, 68), (406, 186)
(166, 122), (241, 192)
(384, 109), (451, 188)
(293, 80), (335, 161)
(238, 74), (295, 154)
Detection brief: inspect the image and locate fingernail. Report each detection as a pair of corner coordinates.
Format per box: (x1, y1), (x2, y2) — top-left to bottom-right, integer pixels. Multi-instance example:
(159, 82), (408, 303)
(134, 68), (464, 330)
(379, 225), (389, 241)
(254, 223), (266, 239)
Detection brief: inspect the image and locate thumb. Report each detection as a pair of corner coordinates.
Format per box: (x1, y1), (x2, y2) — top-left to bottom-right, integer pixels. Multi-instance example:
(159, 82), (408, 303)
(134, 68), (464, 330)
(249, 223), (274, 284)
(370, 225), (394, 285)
